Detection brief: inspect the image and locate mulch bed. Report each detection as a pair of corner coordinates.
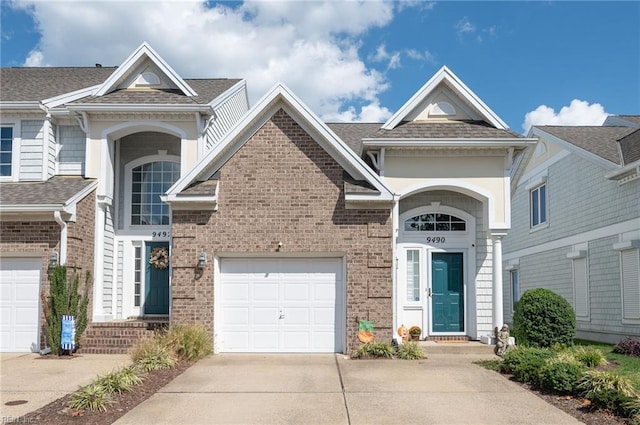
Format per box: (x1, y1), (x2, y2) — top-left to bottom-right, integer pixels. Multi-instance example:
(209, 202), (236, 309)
(19, 361), (193, 425)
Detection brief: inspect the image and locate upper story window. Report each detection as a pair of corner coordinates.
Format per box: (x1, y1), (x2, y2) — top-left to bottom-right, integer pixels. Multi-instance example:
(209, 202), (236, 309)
(0, 126), (13, 177)
(404, 213), (466, 232)
(130, 161), (180, 225)
(530, 183), (547, 228)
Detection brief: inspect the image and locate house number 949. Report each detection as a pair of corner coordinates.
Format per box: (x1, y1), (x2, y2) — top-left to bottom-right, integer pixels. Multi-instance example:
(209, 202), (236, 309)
(425, 236), (445, 243)
(152, 231), (170, 238)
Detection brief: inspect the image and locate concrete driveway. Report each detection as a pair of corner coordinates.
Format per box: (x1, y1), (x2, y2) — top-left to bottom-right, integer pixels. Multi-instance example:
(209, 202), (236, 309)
(0, 352), (130, 419)
(114, 348), (581, 425)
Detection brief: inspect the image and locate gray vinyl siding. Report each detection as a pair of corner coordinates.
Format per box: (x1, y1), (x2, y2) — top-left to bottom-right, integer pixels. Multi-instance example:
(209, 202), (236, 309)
(400, 190), (493, 336)
(19, 120), (44, 181)
(58, 125), (86, 175)
(503, 147), (640, 342)
(504, 154), (639, 253)
(205, 87), (249, 151)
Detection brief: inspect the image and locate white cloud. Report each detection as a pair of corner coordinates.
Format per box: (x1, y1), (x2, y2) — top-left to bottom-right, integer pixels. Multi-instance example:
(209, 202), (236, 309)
(455, 16), (476, 37)
(13, 0), (402, 122)
(522, 99), (609, 133)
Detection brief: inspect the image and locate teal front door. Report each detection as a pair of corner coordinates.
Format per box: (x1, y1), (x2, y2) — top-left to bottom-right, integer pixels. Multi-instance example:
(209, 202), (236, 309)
(145, 242), (170, 315)
(431, 252), (464, 332)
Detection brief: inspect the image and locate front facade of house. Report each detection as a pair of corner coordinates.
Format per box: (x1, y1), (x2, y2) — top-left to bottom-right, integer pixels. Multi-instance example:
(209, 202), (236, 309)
(502, 116), (640, 344)
(0, 43), (530, 353)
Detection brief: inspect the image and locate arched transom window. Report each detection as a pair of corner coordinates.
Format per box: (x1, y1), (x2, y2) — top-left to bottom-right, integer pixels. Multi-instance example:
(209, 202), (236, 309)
(130, 161), (180, 225)
(404, 213), (466, 232)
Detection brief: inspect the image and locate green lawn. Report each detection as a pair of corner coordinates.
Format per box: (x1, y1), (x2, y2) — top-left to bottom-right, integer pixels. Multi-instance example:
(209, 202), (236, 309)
(575, 339), (640, 391)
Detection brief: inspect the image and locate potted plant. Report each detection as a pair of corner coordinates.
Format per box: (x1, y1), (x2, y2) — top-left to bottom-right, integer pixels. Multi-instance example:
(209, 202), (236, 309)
(409, 326), (421, 341)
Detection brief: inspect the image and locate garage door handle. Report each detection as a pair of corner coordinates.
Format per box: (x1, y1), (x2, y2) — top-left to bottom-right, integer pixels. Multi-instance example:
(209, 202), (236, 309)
(279, 310), (285, 319)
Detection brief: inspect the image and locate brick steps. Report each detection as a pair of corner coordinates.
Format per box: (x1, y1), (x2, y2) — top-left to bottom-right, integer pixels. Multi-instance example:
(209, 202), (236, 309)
(78, 320), (169, 354)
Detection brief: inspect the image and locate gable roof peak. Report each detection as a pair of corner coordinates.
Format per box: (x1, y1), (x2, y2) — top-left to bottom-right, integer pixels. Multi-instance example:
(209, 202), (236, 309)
(94, 42), (197, 97)
(382, 65), (508, 131)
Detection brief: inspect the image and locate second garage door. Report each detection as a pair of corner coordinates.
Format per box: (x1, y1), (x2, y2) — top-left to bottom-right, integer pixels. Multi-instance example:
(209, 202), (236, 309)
(218, 258), (344, 353)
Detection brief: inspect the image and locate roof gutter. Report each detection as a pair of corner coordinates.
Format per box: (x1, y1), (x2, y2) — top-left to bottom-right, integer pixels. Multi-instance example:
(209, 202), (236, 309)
(362, 138), (537, 148)
(605, 161), (640, 184)
(65, 104), (212, 113)
(0, 102), (42, 110)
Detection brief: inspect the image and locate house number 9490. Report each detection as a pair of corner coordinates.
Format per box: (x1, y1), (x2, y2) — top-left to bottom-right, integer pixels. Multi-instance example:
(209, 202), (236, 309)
(425, 236), (445, 243)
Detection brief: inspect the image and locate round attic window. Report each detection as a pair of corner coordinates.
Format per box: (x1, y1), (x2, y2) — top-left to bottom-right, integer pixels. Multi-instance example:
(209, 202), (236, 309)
(134, 71), (161, 86)
(429, 101), (456, 116)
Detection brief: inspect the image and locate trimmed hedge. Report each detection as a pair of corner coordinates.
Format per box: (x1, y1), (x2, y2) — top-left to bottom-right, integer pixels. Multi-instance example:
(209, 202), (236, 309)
(512, 288), (575, 348)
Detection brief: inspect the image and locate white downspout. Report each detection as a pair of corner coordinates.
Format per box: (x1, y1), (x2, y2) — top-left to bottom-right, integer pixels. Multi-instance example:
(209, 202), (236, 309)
(53, 211), (67, 265)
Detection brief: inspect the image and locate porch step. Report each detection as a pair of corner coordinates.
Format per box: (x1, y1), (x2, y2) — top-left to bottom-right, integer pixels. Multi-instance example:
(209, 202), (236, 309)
(418, 339), (496, 355)
(78, 320), (169, 354)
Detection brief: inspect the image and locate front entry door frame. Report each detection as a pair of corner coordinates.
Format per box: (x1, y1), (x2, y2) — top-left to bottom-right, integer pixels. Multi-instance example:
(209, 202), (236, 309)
(397, 204), (476, 339)
(428, 249), (466, 335)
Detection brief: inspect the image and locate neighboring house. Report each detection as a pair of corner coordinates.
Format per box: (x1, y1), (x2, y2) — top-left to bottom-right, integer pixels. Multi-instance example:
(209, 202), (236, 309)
(503, 116), (640, 344)
(0, 43), (533, 354)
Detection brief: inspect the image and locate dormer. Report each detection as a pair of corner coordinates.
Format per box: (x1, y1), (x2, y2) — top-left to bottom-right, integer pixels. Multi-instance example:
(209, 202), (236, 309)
(95, 42), (197, 97)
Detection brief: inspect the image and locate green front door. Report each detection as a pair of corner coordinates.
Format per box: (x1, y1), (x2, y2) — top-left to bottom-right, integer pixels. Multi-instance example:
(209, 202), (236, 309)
(431, 252), (464, 332)
(145, 242), (170, 315)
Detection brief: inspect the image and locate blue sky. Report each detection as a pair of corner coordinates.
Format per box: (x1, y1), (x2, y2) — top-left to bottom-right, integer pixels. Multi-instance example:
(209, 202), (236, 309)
(1, 1), (638, 133)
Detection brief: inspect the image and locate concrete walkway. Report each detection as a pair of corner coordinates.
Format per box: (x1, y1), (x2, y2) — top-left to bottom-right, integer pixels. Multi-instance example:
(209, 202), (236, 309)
(0, 352), (130, 419)
(114, 347), (581, 425)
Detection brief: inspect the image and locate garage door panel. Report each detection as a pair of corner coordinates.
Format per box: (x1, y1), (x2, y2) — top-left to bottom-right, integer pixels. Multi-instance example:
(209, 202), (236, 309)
(253, 283), (279, 302)
(223, 307), (249, 325)
(219, 258), (343, 353)
(0, 258), (41, 352)
(253, 307), (279, 325)
(222, 283), (249, 302)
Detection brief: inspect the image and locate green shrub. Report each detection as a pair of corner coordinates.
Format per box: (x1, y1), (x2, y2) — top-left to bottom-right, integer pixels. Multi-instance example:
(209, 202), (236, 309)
(512, 288), (576, 348)
(501, 347), (556, 384)
(537, 360), (585, 394)
(68, 383), (113, 412)
(352, 341), (395, 359)
(396, 341), (425, 360)
(578, 370), (639, 413)
(94, 366), (144, 394)
(161, 324), (213, 361)
(43, 266), (90, 355)
(571, 346), (608, 368)
(131, 338), (177, 372)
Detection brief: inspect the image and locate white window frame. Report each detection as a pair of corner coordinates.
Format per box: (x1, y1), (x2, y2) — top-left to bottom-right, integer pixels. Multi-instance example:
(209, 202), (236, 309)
(123, 153), (180, 230)
(530, 182), (548, 229)
(0, 122), (20, 181)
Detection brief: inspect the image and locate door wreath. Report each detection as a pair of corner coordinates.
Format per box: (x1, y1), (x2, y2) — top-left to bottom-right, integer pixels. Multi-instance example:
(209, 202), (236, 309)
(149, 247), (169, 269)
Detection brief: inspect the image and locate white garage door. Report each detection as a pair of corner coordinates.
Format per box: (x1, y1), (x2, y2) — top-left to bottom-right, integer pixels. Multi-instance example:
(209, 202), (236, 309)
(0, 258), (41, 352)
(218, 258), (343, 353)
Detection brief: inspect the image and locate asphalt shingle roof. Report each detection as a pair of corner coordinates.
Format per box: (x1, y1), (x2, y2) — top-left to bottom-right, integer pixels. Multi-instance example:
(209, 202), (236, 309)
(618, 129), (640, 165)
(537, 126), (637, 165)
(178, 179), (218, 196)
(327, 123), (382, 154)
(375, 121), (522, 139)
(0, 67), (241, 105)
(0, 176), (96, 206)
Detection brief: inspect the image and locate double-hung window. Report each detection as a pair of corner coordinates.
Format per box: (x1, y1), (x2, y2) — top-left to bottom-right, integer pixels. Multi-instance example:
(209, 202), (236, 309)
(0, 126), (13, 177)
(530, 183), (547, 228)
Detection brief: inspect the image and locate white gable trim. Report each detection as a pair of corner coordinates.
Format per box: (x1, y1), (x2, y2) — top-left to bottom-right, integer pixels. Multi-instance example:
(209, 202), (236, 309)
(95, 42), (197, 97)
(167, 83), (393, 201)
(41, 85), (102, 109)
(382, 66), (508, 131)
(531, 127), (619, 171)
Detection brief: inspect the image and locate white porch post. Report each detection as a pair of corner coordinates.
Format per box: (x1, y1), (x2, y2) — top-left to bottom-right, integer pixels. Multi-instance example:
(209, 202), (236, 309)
(492, 234), (504, 330)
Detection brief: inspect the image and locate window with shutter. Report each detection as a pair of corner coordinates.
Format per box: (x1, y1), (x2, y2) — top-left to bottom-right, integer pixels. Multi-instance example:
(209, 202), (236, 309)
(621, 248), (640, 320)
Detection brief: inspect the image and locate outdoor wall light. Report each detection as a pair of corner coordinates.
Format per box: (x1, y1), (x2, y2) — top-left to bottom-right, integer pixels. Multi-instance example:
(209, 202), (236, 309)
(197, 252), (207, 268)
(49, 251), (59, 268)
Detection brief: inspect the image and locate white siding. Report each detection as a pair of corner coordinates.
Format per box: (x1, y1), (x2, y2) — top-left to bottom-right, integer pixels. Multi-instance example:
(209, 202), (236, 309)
(58, 125), (86, 175)
(205, 88), (249, 151)
(19, 120), (44, 181)
(46, 122), (56, 179)
(103, 206), (115, 314)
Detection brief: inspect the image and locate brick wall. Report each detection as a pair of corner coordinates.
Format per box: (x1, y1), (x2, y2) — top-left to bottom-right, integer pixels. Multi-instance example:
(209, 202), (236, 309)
(0, 189), (96, 348)
(171, 109), (393, 352)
